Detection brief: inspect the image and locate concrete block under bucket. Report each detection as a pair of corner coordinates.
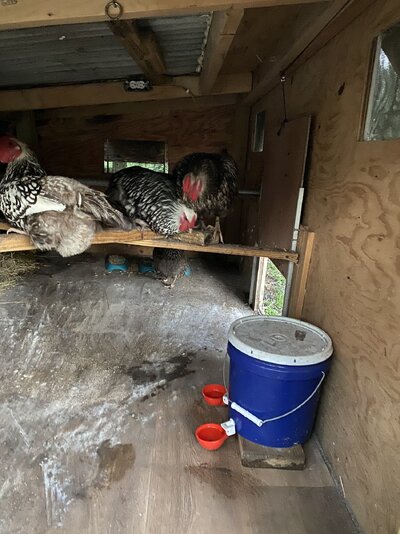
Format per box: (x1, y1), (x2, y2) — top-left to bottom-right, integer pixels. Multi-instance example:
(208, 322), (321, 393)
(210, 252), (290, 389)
(238, 436), (305, 469)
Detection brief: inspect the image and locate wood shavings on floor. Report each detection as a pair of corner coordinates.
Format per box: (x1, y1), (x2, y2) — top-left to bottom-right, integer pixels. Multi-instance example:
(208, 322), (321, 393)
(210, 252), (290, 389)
(0, 252), (39, 292)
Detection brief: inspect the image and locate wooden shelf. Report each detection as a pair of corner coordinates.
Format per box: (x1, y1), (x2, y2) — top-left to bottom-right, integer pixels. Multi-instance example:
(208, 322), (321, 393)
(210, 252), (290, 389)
(0, 225), (298, 262)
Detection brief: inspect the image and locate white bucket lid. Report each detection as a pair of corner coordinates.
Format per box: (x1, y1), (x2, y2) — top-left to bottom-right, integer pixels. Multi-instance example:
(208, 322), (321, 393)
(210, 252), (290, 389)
(228, 316), (333, 366)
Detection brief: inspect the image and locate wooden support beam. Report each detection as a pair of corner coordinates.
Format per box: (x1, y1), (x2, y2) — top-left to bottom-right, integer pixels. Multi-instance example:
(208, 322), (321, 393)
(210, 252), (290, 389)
(108, 19), (166, 85)
(287, 227), (315, 319)
(200, 8), (245, 94)
(0, 0), (331, 31)
(37, 94), (241, 119)
(0, 227), (298, 262)
(245, 0), (357, 104)
(0, 73), (252, 112)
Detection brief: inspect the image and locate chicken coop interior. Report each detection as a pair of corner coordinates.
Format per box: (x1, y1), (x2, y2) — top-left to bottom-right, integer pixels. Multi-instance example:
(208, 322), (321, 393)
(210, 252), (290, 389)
(0, 1), (399, 533)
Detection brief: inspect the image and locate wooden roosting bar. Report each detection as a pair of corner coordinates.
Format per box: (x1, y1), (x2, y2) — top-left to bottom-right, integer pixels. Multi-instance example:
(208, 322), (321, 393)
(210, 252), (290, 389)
(0, 222), (299, 262)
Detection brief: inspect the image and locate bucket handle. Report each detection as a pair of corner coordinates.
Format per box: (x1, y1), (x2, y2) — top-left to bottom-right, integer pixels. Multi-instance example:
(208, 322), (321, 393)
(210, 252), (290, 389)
(223, 353), (326, 427)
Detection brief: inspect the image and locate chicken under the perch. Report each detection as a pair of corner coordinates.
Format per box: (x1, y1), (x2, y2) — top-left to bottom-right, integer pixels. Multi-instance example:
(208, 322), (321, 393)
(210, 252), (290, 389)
(172, 151), (238, 243)
(106, 166), (197, 236)
(153, 247), (188, 288)
(0, 136), (131, 257)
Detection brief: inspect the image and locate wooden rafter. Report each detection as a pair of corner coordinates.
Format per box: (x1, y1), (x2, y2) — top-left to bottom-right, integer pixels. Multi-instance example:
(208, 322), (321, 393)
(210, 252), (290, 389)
(245, 0), (357, 104)
(200, 8), (244, 94)
(108, 19), (166, 85)
(0, 73), (252, 112)
(0, 0), (331, 31)
(0, 226), (298, 262)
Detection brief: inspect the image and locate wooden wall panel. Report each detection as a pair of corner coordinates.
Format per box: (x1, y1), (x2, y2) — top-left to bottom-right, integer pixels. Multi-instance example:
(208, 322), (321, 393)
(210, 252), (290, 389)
(257, 1), (400, 532)
(36, 104), (233, 180)
(259, 115), (310, 250)
(35, 100), (250, 244)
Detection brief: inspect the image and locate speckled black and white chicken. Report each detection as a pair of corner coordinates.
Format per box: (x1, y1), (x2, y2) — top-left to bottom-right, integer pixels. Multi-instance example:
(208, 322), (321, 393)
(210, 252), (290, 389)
(153, 247), (188, 287)
(0, 136), (131, 257)
(106, 166), (197, 236)
(172, 151), (238, 243)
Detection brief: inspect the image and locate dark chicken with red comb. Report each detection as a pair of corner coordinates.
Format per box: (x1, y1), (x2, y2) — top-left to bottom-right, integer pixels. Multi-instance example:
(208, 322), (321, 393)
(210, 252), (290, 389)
(0, 136), (131, 257)
(172, 151), (238, 243)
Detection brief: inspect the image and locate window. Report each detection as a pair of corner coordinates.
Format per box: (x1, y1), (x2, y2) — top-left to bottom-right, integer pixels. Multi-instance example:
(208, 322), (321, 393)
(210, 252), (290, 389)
(252, 111), (265, 152)
(363, 23), (400, 141)
(104, 139), (168, 173)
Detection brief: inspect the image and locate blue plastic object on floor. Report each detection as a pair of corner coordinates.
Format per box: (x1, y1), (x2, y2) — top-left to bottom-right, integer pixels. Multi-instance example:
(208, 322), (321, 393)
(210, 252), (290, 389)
(138, 261), (156, 274)
(138, 260), (191, 276)
(105, 254), (129, 273)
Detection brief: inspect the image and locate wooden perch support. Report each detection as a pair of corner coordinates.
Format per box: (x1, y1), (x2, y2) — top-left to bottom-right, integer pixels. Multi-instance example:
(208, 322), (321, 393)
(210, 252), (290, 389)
(288, 227), (315, 318)
(0, 226), (298, 262)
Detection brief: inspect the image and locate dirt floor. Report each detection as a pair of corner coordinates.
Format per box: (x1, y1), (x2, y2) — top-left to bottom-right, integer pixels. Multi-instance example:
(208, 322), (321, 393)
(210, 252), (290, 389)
(0, 253), (358, 534)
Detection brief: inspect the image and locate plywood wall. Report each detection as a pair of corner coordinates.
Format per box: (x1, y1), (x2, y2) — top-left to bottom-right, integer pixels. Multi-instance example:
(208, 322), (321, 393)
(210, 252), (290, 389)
(256, 1), (400, 532)
(36, 99), (236, 180)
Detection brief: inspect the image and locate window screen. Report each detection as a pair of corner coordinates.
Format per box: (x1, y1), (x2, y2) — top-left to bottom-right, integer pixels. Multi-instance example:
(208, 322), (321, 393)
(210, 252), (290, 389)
(104, 139), (168, 173)
(364, 23), (400, 141)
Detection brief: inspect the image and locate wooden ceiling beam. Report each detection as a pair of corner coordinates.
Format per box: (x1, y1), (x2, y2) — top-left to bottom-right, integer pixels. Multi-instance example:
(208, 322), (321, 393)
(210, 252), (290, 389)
(108, 19), (166, 85)
(37, 94), (241, 119)
(0, 73), (252, 112)
(200, 8), (244, 94)
(0, 0), (331, 31)
(245, 0), (360, 104)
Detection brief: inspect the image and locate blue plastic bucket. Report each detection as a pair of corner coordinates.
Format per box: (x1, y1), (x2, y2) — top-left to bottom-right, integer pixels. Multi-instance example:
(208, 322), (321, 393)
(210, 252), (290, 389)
(227, 316), (333, 448)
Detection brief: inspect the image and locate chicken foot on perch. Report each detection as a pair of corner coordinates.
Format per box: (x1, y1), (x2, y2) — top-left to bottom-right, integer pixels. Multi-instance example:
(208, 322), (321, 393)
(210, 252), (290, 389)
(206, 217), (224, 245)
(7, 227), (28, 236)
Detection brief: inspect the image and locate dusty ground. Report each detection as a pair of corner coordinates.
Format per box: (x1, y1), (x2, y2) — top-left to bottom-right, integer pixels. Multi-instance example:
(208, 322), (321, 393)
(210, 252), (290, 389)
(0, 253), (357, 534)
(0, 254), (248, 532)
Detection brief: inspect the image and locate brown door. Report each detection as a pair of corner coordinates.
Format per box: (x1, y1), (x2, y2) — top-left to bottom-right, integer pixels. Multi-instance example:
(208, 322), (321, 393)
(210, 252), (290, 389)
(259, 115), (311, 273)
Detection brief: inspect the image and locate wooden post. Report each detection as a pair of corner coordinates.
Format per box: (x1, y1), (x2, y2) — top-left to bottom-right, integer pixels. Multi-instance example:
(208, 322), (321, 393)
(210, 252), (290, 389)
(253, 257), (268, 313)
(224, 104), (251, 245)
(287, 227), (315, 319)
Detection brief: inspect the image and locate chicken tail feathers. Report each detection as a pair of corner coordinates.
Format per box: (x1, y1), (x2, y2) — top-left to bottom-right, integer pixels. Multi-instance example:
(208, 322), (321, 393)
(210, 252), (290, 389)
(80, 190), (133, 230)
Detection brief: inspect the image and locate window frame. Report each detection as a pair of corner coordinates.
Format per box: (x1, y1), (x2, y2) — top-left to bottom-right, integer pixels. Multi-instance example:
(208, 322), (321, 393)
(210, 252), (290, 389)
(103, 139), (168, 174)
(360, 25), (400, 142)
